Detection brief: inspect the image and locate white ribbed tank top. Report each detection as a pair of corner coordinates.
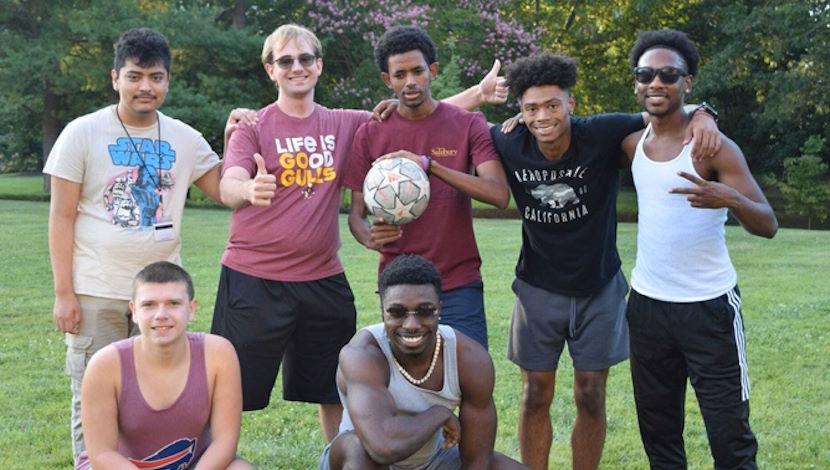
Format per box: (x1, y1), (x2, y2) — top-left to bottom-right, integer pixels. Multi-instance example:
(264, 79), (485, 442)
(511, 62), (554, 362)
(631, 123), (736, 302)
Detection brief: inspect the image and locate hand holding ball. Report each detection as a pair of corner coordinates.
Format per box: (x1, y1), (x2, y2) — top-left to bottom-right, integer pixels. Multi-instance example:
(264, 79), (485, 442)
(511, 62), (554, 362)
(363, 157), (430, 225)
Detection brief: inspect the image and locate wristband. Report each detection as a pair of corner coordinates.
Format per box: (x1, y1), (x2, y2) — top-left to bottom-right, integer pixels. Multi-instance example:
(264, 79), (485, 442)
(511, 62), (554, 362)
(419, 154), (432, 174)
(691, 101), (719, 123)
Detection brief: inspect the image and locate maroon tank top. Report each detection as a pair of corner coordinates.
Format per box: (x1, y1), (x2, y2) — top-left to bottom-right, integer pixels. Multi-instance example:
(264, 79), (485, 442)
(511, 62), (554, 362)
(115, 332), (212, 467)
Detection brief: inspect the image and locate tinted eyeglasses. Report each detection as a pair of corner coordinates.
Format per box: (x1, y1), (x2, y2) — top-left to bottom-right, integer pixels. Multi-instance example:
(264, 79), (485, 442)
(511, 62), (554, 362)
(385, 305), (438, 322)
(274, 53), (317, 70)
(633, 66), (687, 85)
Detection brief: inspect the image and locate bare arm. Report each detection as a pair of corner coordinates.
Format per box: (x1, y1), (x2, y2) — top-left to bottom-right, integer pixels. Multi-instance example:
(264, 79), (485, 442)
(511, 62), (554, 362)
(442, 59), (507, 111)
(384, 150), (509, 209)
(671, 137), (778, 238)
(219, 154), (277, 209)
(455, 335), (500, 469)
(194, 336), (243, 470)
(48, 176), (81, 334)
(339, 338), (455, 465)
(82, 347), (138, 469)
(347, 190), (402, 250)
(193, 165), (222, 204)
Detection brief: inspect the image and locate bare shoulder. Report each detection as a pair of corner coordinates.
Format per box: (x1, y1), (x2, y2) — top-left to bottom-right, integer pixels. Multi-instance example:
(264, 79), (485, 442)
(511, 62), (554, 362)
(83, 344), (121, 391)
(621, 129), (645, 155)
(204, 334), (239, 362)
(453, 330), (495, 392)
(338, 330), (389, 389)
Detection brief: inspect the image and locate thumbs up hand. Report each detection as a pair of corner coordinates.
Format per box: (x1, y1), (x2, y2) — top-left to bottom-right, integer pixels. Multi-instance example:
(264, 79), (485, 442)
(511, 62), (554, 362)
(247, 153), (277, 206)
(479, 59), (508, 105)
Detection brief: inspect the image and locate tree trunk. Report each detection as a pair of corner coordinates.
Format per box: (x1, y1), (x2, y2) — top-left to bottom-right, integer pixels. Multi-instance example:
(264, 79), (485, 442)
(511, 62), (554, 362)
(42, 82), (59, 194)
(232, 0), (246, 29)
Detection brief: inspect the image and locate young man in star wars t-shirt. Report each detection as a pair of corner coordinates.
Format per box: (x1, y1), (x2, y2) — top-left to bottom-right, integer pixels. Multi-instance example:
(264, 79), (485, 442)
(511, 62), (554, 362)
(490, 52), (720, 469)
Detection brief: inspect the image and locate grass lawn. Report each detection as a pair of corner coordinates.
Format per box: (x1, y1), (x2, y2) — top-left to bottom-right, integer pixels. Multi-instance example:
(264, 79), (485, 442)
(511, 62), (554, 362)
(0, 200), (827, 468)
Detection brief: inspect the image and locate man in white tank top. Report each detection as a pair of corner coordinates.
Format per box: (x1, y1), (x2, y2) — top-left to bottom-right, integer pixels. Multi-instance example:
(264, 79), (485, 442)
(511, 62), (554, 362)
(320, 255), (525, 469)
(621, 29), (777, 469)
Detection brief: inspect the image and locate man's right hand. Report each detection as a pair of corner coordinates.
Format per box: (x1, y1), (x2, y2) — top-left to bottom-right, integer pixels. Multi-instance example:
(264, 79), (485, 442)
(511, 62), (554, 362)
(246, 153), (277, 206)
(441, 413), (461, 448)
(368, 217), (402, 250)
(54, 292), (81, 334)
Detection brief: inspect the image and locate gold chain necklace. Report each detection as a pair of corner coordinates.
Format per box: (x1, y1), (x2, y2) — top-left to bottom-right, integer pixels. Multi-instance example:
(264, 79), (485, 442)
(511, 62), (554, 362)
(393, 331), (442, 386)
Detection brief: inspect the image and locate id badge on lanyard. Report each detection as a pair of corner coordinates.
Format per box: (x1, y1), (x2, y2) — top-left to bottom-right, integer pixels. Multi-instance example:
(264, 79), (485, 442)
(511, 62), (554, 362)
(153, 216), (175, 242)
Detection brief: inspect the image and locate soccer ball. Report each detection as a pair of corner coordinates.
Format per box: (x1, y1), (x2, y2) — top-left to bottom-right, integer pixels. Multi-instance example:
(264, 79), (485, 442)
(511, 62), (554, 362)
(363, 157), (430, 225)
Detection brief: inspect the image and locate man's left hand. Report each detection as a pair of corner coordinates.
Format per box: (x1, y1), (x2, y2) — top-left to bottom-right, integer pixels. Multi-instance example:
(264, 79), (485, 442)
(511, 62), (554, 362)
(225, 108), (258, 139)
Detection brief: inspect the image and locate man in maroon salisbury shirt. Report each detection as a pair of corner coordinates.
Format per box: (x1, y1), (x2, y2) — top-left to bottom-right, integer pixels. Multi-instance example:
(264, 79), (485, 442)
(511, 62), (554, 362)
(213, 23), (507, 442)
(344, 26), (510, 350)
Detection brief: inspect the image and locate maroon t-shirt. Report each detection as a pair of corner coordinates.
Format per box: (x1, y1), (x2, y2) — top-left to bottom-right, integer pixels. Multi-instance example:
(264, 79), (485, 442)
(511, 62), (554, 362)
(222, 103), (370, 281)
(343, 103), (499, 290)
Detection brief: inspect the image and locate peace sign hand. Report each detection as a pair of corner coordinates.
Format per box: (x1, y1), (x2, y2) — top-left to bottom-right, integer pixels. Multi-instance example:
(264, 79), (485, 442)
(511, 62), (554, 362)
(669, 171), (739, 209)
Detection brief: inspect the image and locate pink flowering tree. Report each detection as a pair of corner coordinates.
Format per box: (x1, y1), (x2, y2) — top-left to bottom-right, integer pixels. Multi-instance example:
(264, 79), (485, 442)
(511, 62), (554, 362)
(306, 0), (543, 120)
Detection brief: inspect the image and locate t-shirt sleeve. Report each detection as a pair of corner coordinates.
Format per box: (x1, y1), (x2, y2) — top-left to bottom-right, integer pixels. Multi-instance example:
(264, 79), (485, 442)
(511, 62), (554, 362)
(469, 112), (501, 168)
(221, 122), (259, 177)
(188, 133), (221, 184)
(342, 122), (373, 192)
(43, 118), (87, 183)
(583, 113), (646, 149)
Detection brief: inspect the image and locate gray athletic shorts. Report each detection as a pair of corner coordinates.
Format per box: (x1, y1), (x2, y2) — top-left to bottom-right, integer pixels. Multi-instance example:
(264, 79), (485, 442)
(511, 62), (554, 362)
(507, 270), (629, 371)
(319, 431), (461, 470)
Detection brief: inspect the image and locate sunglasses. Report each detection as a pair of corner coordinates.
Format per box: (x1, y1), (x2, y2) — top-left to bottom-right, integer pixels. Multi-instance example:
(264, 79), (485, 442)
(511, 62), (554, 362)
(274, 53), (317, 70)
(385, 305), (438, 322)
(633, 66), (687, 85)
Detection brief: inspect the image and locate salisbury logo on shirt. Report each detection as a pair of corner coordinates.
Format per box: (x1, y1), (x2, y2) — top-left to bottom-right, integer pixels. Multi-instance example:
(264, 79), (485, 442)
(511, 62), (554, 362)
(105, 138), (176, 229)
(128, 437), (196, 469)
(514, 166), (589, 225)
(275, 135), (337, 188)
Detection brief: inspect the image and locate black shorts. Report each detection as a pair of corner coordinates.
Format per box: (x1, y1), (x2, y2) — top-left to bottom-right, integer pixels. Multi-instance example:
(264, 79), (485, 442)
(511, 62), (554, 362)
(211, 265), (357, 410)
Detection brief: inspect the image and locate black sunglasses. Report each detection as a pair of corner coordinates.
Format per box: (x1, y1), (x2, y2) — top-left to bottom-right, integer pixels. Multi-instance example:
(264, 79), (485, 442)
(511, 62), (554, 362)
(385, 305), (438, 322)
(274, 53), (317, 70)
(633, 66), (687, 85)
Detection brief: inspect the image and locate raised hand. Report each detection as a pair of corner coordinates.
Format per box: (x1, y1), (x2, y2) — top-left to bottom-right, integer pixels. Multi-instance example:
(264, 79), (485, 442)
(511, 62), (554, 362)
(247, 153), (277, 206)
(670, 171), (739, 209)
(479, 59), (508, 105)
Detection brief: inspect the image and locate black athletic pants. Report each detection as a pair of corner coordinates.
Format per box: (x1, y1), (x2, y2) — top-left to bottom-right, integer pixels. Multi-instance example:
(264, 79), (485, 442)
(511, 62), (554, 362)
(627, 287), (758, 469)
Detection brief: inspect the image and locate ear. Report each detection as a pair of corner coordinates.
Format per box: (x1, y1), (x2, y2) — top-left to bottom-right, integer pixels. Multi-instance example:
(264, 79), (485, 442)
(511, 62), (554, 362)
(429, 62), (439, 79)
(264, 62), (276, 81)
(567, 94), (576, 114)
(188, 299), (197, 322)
(683, 74), (693, 95)
(128, 300), (137, 322)
(316, 56), (323, 75)
(381, 71), (392, 89)
(111, 69), (118, 91)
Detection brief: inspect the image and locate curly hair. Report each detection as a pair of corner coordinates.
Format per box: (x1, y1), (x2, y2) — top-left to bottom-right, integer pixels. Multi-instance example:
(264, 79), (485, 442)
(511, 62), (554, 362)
(113, 28), (171, 74)
(505, 53), (578, 100)
(628, 29), (700, 76)
(133, 261), (194, 301)
(378, 255), (442, 299)
(374, 26), (437, 73)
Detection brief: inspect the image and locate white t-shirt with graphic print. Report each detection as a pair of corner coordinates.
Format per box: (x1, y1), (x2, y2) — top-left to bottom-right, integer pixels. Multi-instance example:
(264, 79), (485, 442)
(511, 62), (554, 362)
(44, 105), (220, 300)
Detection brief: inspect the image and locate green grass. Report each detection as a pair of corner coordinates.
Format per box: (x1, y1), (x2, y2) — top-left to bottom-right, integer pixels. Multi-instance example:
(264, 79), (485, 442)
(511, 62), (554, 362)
(0, 200), (828, 468)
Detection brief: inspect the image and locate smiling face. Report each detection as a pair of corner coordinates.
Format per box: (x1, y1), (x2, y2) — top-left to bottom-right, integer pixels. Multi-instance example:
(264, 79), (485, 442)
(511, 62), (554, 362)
(111, 58), (169, 126)
(381, 283), (440, 357)
(382, 50), (437, 116)
(635, 47), (691, 117)
(130, 281), (195, 346)
(519, 84), (574, 146)
(265, 38), (323, 99)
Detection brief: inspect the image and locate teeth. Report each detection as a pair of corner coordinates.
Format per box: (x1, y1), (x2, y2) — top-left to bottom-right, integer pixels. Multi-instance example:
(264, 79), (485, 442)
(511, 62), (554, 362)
(401, 336), (423, 344)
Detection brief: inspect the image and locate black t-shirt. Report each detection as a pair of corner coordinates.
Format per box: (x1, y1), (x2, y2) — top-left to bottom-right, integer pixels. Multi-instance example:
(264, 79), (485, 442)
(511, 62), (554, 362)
(490, 113), (644, 296)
